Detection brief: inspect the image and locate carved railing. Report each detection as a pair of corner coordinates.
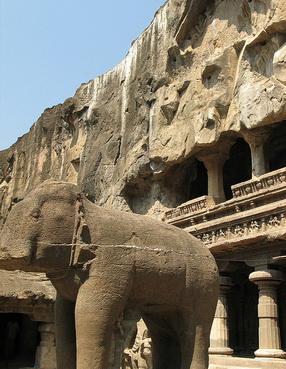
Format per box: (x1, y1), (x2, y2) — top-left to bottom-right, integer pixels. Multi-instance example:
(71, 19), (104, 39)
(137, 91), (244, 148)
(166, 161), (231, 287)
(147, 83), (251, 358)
(231, 167), (286, 198)
(164, 196), (216, 221)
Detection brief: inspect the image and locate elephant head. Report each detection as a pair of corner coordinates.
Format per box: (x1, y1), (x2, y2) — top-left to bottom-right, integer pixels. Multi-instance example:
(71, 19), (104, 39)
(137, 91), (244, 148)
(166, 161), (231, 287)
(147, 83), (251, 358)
(0, 180), (78, 273)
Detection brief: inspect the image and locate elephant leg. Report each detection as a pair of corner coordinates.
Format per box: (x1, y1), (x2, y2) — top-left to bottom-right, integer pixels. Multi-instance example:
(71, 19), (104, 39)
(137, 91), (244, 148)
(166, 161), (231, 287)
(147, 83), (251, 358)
(180, 308), (213, 369)
(180, 260), (218, 369)
(75, 267), (132, 369)
(55, 293), (76, 369)
(143, 313), (181, 369)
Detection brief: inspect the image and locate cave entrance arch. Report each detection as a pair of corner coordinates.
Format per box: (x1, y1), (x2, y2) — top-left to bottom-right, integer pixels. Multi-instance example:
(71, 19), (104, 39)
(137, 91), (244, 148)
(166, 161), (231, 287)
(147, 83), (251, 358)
(223, 138), (252, 200)
(0, 313), (39, 368)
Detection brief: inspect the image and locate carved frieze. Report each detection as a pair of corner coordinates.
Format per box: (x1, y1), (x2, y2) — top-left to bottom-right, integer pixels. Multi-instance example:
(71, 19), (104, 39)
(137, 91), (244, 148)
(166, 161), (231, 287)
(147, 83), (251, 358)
(194, 211), (286, 248)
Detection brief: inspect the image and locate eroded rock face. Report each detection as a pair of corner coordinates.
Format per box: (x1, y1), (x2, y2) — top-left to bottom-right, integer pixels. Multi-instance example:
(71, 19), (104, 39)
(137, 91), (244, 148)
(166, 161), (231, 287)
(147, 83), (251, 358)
(1, 0), (286, 223)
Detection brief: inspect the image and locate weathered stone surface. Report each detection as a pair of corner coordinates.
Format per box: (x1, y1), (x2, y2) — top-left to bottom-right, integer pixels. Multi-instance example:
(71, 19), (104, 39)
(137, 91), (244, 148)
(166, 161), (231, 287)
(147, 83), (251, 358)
(1, 1), (286, 368)
(1, 0), (286, 223)
(0, 180), (219, 369)
(0, 270), (54, 301)
(0, 270), (55, 322)
(273, 43), (286, 85)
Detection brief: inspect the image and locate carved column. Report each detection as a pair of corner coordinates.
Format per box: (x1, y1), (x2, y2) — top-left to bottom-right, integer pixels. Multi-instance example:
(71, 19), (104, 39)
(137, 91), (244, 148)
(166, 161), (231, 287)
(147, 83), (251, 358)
(197, 152), (228, 204)
(244, 130), (269, 178)
(249, 269), (286, 359)
(35, 322), (56, 369)
(209, 276), (233, 355)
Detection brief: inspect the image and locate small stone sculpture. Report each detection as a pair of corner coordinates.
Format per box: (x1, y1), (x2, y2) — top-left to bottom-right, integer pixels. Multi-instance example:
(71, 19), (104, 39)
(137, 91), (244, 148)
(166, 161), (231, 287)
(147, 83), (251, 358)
(0, 180), (219, 369)
(134, 319), (152, 369)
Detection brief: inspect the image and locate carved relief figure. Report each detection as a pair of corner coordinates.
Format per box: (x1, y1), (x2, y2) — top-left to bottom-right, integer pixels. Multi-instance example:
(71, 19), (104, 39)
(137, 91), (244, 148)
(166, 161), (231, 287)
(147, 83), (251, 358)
(124, 319), (152, 369)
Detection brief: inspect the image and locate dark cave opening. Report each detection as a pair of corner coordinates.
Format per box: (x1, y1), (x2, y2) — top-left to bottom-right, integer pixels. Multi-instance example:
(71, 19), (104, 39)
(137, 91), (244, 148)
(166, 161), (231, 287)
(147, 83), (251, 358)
(265, 121), (286, 172)
(163, 157), (208, 206)
(0, 313), (39, 369)
(223, 138), (252, 200)
(187, 159), (208, 201)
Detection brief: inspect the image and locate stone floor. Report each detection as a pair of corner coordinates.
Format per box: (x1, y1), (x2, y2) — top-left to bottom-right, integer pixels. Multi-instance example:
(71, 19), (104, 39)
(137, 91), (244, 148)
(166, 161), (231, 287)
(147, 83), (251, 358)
(209, 355), (286, 369)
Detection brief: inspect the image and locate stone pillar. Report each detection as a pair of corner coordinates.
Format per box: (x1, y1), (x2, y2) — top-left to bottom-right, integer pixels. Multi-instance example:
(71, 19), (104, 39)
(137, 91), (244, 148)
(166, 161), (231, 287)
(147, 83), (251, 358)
(197, 152), (228, 204)
(209, 276), (233, 355)
(249, 269), (286, 359)
(244, 131), (269, 178)
(35, 323), (56, 369)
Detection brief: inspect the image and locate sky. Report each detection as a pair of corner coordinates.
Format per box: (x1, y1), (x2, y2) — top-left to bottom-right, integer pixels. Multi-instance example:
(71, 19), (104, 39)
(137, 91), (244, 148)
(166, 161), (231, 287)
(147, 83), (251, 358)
(0, 0), (165, 150)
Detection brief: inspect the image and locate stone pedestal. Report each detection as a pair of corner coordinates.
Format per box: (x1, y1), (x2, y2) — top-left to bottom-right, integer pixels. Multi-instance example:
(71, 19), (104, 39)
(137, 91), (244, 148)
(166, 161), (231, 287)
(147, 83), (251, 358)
(209, 276), (233, 355)
(35, 323), (56, 369)
(249, 269), (286, 359)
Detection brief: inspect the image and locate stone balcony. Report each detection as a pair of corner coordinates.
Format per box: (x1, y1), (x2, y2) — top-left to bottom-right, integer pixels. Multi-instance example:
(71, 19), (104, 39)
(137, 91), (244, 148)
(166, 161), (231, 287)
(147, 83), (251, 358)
(165, 167), (286, 253)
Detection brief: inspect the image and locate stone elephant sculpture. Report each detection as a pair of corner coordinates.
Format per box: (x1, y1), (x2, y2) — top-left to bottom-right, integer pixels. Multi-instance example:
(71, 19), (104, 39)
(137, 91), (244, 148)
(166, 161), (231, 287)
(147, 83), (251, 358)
(0, 180), (219, 369)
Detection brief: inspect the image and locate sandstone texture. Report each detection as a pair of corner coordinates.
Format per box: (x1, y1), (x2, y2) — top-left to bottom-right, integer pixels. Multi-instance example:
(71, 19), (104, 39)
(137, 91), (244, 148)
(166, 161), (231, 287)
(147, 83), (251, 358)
(0, 180), (218, 369)
(0, 270), (54, 302)
(1, 0), (285, 222)
(0, 270), (55, 319)
(1, 0), (286, 368)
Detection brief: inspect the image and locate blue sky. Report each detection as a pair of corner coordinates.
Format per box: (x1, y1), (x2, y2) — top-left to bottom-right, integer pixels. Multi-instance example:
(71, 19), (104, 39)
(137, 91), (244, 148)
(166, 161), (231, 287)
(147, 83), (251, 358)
(0, 0), (165, 150)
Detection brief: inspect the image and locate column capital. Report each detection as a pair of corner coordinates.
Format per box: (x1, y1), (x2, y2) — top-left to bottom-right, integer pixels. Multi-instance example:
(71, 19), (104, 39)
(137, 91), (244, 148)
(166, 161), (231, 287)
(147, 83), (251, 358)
(242, 128), (270, 147)
(196, 149), (229, 169)
(249, 269), (284, 286)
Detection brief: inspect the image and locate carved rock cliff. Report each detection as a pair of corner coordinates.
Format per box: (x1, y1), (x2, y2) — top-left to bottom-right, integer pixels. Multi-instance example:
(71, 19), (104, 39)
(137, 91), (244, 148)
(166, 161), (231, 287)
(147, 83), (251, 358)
(1, 0), (286, 225)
